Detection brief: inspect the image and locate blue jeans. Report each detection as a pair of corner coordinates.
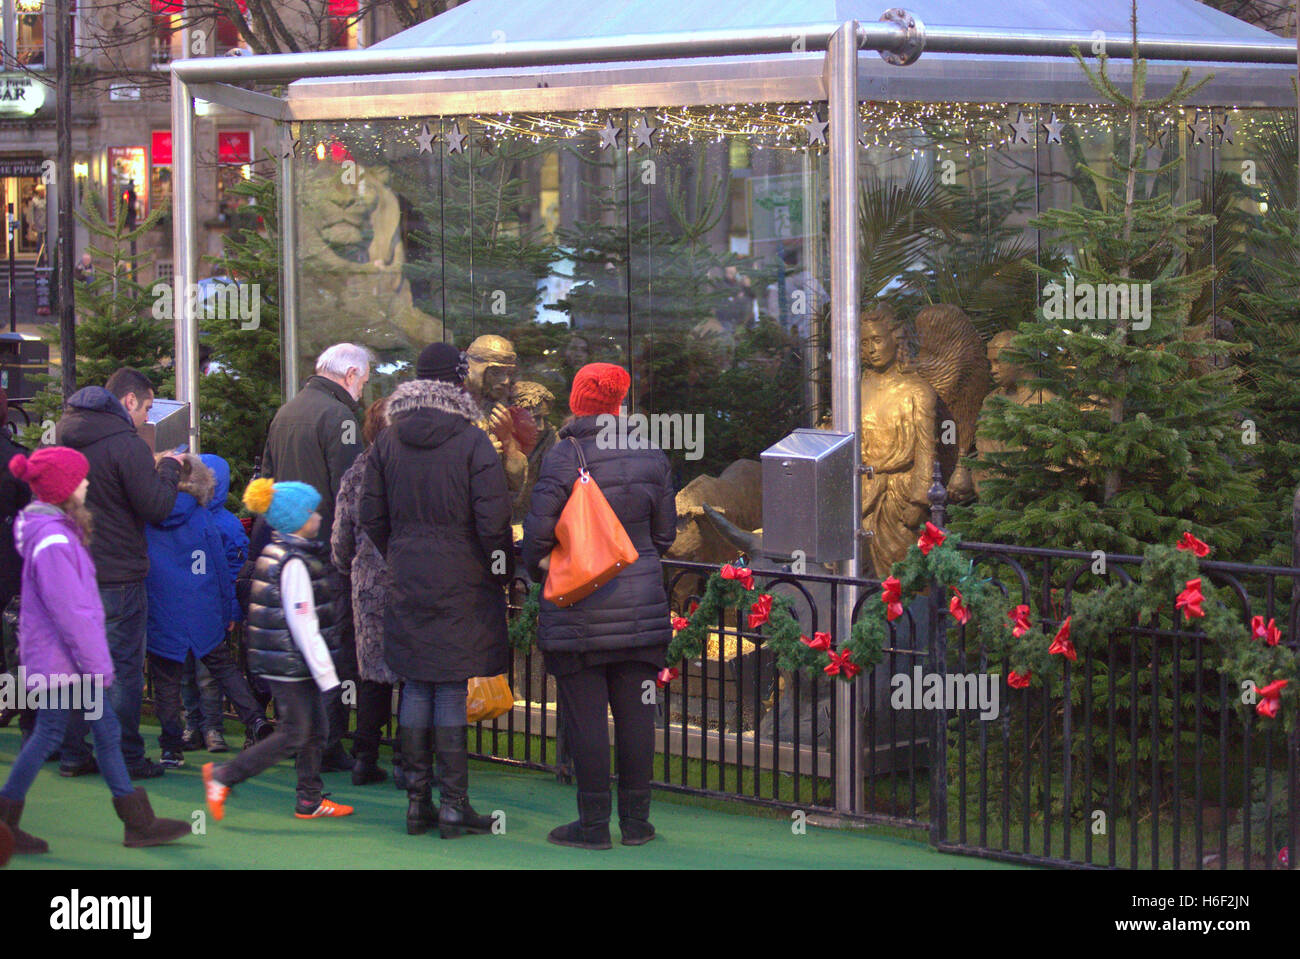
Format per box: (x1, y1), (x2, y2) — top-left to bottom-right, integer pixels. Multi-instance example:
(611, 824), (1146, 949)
(2, 704), (135, 799)
(398, 679), (467, 729)
(61, 583), (148, 768)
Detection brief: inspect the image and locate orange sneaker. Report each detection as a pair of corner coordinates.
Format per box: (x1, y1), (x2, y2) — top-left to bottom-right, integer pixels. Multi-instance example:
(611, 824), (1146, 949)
(294, 798), (354, 819)
(203, 763), (229, 822)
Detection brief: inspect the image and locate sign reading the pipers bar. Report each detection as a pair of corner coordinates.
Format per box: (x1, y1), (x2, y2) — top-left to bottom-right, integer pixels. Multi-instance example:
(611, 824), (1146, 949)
(0, 74), (45, 117)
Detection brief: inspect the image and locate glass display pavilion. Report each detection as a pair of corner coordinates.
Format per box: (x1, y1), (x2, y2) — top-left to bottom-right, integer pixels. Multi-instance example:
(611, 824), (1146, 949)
(167, 0), (1297, 815)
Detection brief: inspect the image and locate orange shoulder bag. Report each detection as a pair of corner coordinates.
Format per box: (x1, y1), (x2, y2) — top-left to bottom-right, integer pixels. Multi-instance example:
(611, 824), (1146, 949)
(542, 437), (638, 608)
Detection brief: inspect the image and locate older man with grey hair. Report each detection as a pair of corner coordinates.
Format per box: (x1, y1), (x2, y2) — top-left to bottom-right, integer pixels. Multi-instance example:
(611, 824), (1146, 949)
(262, 343), (371, 543)
(260, 342), (371, 771)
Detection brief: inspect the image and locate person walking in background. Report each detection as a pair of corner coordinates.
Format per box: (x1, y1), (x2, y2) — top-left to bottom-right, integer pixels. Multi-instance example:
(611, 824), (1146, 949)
(203, 478), (353, 822)
(331, 396), (401, 787)
(522, 363), (676, 850)
(0, 448), (190, 863)
(55, 368), (182, 780)
(262, 342), (371, 773)
(360, 342), (513, 839)
(145, 454), (271, 768)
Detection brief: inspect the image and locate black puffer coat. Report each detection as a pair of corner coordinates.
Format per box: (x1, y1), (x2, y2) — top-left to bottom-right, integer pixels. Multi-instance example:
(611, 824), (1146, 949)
(522, 416), (676, 657)
(359, 379), (514, 684)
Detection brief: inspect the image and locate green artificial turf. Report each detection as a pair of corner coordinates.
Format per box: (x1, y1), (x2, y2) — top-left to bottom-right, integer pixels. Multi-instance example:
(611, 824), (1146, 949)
(0, 726), (1025, 870)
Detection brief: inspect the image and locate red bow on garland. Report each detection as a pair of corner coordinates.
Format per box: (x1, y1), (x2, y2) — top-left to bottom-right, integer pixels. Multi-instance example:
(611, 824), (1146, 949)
(1007, 605), (1032, 638)
(1251, 616), (1282, 647)
(1256, 679), (1289, 719)
(656, 667), (680, 688)
(1049, 616), (1076, 661)
(800, 631), (832, 652)
(948, 588), (971, 625)
(671, 615), (689, 631)
(1175, 532), (1211, 558)
(1175, 578), (1205, 621)
(747, 594), (774, 630)
(917, 522), (946, 556)
(824, 648), (861, 679)
(881, 576), (904, 622)
(720, 564), (755, 591)
(1007, 670), (1032, 689)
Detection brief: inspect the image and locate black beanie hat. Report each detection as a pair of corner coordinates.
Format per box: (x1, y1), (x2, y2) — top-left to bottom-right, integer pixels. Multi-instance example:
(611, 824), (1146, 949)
(415, 342), (466, 384)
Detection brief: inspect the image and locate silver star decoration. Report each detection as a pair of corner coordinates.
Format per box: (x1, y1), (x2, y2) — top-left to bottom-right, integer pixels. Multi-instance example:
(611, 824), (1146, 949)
(1041, 113), (1063, 144)
(415, 123), (436, 155)
(1007, 111), (1035, 145)
(276, 133), (298, 160)
(1215, 114), (1235, 145)
(598, 117), (622, 151)
(445, 121), (467, 154)
(1187, 114), (1211, 145)
(805, 116), (829, 147)
(1146, 122), (1169, 149)
(630, 116), (657, 150)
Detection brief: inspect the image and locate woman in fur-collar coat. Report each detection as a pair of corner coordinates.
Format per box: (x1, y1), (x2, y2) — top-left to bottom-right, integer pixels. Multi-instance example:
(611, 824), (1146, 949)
(359, 343), (515, 839)
(360, 375), (514, 683)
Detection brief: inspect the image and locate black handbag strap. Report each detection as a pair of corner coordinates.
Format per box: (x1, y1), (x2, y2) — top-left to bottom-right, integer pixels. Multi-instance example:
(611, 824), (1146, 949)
(567, 435), (589, 473)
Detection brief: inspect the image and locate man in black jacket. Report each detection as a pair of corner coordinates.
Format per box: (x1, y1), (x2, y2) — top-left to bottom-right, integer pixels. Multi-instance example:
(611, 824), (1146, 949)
(262, 342), (370, 771)
(56, 368), (183, 779)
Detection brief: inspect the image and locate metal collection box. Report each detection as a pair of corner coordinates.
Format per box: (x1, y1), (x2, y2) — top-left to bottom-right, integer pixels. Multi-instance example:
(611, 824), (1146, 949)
(142, 398), (190, 454)
(760, 428), (856, 563)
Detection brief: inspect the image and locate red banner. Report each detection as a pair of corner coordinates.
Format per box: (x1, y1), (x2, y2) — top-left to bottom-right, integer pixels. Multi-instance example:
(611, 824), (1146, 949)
(218, 131), (251, 165)
(151, 130), (172, 166)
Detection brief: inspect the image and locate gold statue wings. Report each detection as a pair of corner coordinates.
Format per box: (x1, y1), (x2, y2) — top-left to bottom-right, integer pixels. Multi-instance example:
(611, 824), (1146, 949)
(910, 304), (992, 497)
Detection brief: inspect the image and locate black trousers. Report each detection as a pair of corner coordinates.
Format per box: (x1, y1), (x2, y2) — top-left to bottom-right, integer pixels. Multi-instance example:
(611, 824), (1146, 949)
(216, 678), (326, 809)
(553, 660), (656, 794)
(352, 679), (393, 762)
(150, 642), (267, 751)
(322, 626), (357, 754)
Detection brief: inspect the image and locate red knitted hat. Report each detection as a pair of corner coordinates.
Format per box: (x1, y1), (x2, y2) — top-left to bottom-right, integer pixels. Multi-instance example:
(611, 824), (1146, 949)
(569, 363), (630, 417)
(10, 447), (90, 504)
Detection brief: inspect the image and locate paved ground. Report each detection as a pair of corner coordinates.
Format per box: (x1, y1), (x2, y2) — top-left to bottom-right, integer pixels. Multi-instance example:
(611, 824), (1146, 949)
(0, 727), (1025, 870)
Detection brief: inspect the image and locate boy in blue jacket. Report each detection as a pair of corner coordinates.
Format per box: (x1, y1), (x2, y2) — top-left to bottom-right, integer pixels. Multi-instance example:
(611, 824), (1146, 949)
(145, 454), (270, 766)
(179, 454), (261, 752)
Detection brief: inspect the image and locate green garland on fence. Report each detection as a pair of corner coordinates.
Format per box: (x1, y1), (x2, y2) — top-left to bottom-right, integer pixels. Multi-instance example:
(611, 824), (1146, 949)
(507, 527), (1296, 729)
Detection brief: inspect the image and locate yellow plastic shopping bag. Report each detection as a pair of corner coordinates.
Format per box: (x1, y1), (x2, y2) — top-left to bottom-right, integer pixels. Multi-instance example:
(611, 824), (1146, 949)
(466, 675), (514, 724)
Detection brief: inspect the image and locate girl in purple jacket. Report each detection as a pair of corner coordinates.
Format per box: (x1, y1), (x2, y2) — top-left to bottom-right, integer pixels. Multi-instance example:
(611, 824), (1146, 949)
(0, 447), (188, 864)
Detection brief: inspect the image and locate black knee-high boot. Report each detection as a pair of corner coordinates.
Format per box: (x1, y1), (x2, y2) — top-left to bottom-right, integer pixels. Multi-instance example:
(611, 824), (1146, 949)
(399, 726), (438, 835)
(433, 726), (494, 839)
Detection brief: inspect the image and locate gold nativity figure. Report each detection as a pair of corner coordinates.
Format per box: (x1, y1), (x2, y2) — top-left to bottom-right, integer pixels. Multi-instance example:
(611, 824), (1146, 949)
(858, 303), (990, 577)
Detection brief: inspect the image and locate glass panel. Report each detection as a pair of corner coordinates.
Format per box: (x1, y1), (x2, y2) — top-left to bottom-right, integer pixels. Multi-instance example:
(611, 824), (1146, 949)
(628, 105), (824, 484)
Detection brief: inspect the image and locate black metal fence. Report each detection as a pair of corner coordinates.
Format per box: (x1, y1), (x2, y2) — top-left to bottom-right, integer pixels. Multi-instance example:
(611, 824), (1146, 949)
(942, 542), (1299, 869)
(164, 540), (1299, 870)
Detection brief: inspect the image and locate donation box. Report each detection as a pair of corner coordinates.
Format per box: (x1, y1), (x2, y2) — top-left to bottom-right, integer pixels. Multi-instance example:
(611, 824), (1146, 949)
(760, 429), (856, 563)
(142, 398), (190, 454)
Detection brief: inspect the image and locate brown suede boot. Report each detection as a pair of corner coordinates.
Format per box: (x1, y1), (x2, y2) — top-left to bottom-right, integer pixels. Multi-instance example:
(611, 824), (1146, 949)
(112, 788), (191, 848)
(0, 796), (49, 855)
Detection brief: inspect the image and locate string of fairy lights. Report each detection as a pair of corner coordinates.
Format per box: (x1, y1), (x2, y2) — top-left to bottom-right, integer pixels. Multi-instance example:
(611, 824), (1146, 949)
(291, 101), (1290, 163)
